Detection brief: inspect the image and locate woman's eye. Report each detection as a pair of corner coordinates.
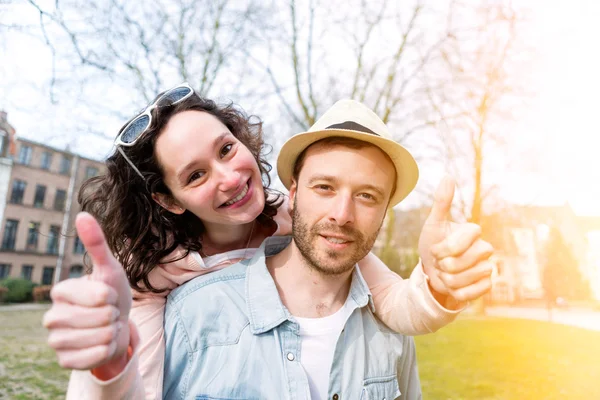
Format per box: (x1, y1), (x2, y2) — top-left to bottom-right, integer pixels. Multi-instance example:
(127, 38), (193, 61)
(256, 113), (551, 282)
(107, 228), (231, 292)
(188, 171), (205, 183)
(220, 143), (233, 158)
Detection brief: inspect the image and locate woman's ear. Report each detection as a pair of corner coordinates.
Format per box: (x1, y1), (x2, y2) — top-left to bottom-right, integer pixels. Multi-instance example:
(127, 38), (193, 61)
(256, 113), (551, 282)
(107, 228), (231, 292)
(151, 193), (185, 215)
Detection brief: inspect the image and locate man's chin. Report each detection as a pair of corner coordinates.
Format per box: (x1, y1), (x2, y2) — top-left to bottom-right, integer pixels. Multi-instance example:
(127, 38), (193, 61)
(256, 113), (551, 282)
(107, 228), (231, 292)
(310, 255), (357, 276)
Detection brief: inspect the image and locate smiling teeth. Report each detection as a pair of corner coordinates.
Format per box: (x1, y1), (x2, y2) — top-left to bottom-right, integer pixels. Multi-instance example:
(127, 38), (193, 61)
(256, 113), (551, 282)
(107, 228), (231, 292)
(325, 237), (348, 244)
(224, 183), (249, 206)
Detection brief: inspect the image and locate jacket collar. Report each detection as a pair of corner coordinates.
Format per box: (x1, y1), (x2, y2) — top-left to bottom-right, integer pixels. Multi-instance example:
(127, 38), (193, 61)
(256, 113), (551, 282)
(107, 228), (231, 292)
(245, 236), (374, 335)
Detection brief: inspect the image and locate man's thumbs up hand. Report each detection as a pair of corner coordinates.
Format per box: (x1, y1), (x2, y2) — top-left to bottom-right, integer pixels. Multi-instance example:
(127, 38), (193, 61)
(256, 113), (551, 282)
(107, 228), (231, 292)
(44, 213), (132, 375)
(418, 177), (494, 307)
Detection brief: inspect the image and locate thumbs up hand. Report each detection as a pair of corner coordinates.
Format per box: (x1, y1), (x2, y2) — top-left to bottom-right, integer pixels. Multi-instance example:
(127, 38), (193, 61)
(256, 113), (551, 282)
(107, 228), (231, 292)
(43, 212), (132, 374)
(418, 177), (494, 307)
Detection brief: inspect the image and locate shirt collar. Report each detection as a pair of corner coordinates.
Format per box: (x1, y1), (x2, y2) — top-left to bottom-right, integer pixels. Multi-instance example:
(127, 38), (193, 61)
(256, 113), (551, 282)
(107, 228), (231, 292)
(245, 236), (374, 335)
(348, 262), (376, 313)
(245, 237), (293, 334)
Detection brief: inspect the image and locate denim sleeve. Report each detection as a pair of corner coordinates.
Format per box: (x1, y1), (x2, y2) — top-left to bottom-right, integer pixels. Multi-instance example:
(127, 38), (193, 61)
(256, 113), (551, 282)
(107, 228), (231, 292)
(162, 302), (191, 400)
(397, 336), (423, 400)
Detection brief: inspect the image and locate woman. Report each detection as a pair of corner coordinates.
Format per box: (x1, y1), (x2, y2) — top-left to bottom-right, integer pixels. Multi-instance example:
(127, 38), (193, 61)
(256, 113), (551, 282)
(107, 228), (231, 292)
(46, 83), (461, 399)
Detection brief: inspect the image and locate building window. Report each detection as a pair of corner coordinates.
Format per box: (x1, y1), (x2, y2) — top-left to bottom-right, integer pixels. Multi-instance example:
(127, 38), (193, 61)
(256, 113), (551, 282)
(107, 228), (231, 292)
(21, 265), (33, 281)
(1, 219), (19, 250)
(0, 264), (11, 280)
(85, 166), (99, 180)
(496, 259), (505, 276)
(9, 179), (26, 204)
(33, 184), (46, 208)
(41, 151), (52, 170)
(69, 265), (84, 279)
(42, 266), (54, 285)
(54, 189), (66, 211)
(26, 222), (40, 251)
(60, 156), (72, 175)
(73, 235), (85, 254)
(17, 145), (32, 165)
(0, 130), (6, 157)
(46, 225), (60, 255)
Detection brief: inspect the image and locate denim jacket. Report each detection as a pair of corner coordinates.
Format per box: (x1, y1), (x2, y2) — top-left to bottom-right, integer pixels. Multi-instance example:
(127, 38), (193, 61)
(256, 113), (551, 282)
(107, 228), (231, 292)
(163, 236), (422, 400)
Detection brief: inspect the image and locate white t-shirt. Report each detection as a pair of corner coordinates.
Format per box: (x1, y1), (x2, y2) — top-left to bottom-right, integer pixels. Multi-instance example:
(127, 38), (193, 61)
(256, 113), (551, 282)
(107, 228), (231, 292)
(294, 299), (354, 400)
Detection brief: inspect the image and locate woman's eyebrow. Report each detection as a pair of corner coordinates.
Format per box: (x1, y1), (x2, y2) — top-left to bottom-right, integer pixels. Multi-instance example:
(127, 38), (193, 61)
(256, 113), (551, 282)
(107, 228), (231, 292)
(212, 132), (229, 148)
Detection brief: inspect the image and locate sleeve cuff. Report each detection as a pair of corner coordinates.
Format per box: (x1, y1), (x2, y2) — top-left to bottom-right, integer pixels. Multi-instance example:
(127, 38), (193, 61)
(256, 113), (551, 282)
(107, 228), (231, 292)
(67, 321), (144, 400)
(414, 260), (467, 317)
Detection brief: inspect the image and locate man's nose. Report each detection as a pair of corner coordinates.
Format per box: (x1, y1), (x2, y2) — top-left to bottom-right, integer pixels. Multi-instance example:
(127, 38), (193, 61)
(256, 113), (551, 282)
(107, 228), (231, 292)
(328, 193), (355, 226)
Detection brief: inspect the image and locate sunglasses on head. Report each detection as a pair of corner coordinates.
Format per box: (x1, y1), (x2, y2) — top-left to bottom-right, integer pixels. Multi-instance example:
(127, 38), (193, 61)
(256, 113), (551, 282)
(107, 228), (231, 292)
(116, 82), (194, 147)
(115, 82), (194, 180)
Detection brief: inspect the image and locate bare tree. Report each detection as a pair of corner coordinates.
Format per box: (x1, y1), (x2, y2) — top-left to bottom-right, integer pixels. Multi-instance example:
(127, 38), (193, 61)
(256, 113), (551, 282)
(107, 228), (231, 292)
(253, 0), (463, 138)
(25, 0), (273, 123)
(252, 0), (509, 252)
(427, 1), (533, 224)
(20, 0), (533, 233)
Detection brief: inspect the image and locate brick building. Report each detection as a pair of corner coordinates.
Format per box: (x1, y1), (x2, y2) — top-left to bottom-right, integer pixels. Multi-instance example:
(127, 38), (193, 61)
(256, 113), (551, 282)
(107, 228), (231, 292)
(0, 113), (105, 285)
(0, 110), (16, 227)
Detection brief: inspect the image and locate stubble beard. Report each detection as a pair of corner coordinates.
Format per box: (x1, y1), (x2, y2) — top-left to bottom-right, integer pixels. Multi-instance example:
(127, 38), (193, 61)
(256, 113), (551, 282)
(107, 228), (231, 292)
(291, 199), (381, 277)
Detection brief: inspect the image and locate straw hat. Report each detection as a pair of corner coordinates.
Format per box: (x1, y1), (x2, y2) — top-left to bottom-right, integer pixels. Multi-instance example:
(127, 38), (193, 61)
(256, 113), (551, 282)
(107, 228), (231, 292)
(277, 99), (419, 207)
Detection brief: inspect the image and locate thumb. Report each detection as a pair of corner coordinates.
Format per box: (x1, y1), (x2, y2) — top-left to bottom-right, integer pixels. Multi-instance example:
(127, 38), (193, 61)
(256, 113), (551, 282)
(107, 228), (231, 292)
(75, 212), (117, 282)
(427, 175), (455, 223)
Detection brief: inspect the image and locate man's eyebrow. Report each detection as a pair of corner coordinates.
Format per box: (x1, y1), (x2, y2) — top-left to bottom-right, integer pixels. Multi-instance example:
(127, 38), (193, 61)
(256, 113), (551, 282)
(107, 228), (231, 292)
(307, 174), (337, 185)
(176, 132), (230, 182)
(360, 184), (386, 197)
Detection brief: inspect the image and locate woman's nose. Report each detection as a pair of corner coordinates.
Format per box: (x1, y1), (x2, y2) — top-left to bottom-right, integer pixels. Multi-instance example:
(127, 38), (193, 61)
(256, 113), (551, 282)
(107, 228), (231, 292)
(216, 164), (241, 193)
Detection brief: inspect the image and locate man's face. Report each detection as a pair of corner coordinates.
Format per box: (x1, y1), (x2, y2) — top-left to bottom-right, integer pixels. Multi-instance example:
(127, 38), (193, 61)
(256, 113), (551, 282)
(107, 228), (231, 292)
(290, 142), (396, 276)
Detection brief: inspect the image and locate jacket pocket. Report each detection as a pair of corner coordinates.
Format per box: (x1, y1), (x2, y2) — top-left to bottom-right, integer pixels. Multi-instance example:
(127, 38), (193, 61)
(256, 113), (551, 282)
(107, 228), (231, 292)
(360, 374), (401, 400)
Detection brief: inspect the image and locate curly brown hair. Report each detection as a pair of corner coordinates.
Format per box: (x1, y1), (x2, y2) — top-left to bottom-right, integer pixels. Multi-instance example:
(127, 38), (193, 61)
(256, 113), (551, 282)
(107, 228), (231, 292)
(79, 93), (282, 293)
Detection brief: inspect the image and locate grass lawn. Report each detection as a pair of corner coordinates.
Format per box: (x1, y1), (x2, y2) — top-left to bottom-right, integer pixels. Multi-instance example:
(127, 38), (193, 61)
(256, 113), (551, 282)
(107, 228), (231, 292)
(415, 317), (600, 399)
(0, 307), (70, 399)
(0, 308), (598, 399)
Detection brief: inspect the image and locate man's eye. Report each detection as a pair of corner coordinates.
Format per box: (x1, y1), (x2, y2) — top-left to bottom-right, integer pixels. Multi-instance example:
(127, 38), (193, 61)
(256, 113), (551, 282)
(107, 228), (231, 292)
(359, 193), (376, 200)
(315, 184), (333, 191)
(220, 143), (233, 158)
(188, 171), (205, 183)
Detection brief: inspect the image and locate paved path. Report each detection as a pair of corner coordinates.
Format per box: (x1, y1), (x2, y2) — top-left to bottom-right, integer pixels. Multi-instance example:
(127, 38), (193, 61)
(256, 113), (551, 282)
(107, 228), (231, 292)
(485, 306), (600, 331)
(0, 303), (50, 312)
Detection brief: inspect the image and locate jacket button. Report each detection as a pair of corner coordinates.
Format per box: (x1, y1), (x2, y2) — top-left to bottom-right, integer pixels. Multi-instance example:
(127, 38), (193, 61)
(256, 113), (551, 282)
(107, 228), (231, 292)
(286, 352), (295, 361)
(332, 394), (339, 400)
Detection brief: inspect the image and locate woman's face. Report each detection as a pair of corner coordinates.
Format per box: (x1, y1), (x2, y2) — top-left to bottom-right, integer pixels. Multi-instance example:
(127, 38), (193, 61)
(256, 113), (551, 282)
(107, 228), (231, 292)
(153, 110), (265, 227)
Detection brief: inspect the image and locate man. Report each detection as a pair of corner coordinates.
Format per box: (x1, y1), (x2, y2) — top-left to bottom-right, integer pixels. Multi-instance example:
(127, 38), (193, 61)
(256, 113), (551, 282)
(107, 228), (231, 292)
(162, 100), (493, 399)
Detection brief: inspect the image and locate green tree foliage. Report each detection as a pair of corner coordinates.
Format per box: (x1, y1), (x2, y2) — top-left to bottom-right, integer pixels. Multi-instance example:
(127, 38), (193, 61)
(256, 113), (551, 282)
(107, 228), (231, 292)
(542, 226), (591, 302)
(379, 210), (419, 279)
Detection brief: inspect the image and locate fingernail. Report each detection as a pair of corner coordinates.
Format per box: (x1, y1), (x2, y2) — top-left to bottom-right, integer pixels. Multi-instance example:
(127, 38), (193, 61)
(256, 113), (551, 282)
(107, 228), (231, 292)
(112, 308), (120, 320)
(115, 321), (123, 333)
(108, 340), (117, 358)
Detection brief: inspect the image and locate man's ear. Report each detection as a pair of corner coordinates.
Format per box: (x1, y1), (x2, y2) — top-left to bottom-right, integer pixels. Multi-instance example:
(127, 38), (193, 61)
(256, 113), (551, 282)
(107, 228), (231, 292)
(151, 193), (185, 215)
(288, 179), (298, 212)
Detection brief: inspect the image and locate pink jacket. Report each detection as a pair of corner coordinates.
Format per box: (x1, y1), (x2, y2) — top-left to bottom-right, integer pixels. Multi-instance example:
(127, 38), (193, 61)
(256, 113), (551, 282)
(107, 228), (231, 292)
(67, 199), (461, 400)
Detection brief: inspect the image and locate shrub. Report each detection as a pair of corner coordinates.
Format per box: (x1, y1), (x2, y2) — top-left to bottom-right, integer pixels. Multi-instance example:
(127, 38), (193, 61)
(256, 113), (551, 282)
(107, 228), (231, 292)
(0, 278), (35, 303)
(0, 286), (7, 302)
(33, 285), (53, 302)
